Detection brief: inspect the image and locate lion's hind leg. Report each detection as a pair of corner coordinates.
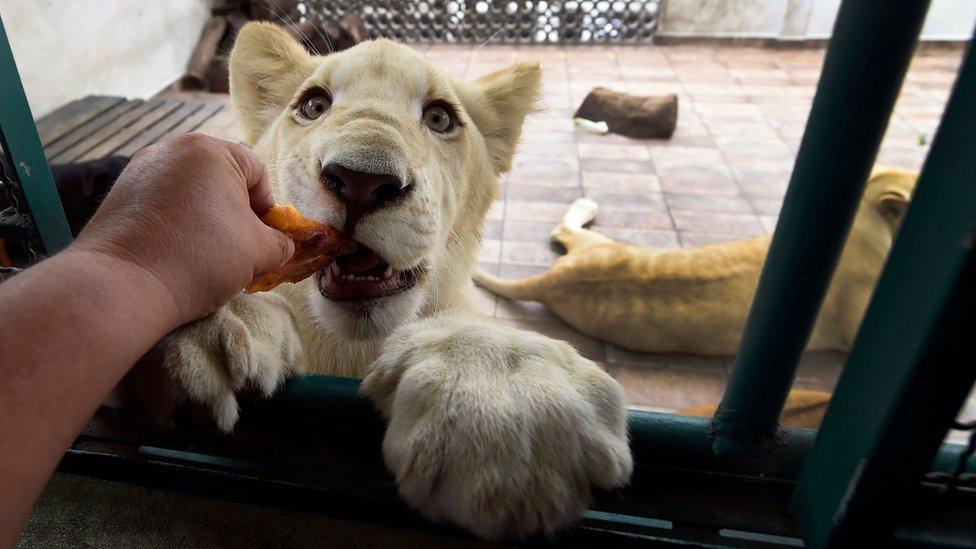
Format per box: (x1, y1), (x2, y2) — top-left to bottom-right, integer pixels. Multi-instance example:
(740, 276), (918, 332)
(551, 198), (612, 252)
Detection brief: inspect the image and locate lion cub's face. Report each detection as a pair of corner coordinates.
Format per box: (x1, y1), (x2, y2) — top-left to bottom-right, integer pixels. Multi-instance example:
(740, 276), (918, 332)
(229, 23), (540, 339)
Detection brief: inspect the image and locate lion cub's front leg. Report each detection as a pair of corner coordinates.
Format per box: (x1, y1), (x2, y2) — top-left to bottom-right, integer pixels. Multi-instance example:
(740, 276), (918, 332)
(362, 312), (633, 539)
(128, 292), (304, 431)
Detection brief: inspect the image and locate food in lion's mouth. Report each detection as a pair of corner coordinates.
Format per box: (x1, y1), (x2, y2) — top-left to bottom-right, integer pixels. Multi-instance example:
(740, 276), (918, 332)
(317, 242), (420, 302)
(246, 204), (353, 293)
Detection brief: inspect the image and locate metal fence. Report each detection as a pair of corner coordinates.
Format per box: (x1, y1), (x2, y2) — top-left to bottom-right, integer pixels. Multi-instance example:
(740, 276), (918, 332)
(299, 0), (660, 44)
(1, 0), (975, 546)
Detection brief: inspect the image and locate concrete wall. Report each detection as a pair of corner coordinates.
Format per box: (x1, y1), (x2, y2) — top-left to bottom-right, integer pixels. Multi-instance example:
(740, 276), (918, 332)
(659, 0), (976, 41)
(0, 0), (211, 119)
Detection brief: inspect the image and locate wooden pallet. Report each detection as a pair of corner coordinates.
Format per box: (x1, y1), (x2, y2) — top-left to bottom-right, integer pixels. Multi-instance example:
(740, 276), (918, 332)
(36, 94), (241, 165)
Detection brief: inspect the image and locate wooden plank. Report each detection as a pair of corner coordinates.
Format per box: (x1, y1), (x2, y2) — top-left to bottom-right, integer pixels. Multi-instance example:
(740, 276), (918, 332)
(36, 96), (125, 147)
(43, 99), (142, 159)
(51, 99), (165, 164)
(113, 101), (206, 157)
(193, 107), (236, 137)
(126, 101), (224, 153)
(77, 100), (185, 162)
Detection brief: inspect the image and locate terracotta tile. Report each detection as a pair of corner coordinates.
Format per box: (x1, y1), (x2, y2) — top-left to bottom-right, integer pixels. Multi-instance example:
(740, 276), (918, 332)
(506, 200), (575, 223)
(518, 140), (579, 157)
(505, 185), (583, 204)
(587, 226), (681, 248)
(503, 219), (558, 242)
(580, 159), (657, 174)
(584, 190), (666, 209)
(582, 171), (662, 193)
(577, 142), (652, 161)
(494, 297), (557, 323)
(648, 145), (724, 168)
(737, 180), (790, 198)
(499, 263), (548, 279)
(749, 197), (784, 215)
(499, 318), (605, 363)
(759, 215), (778, 233)
(657, 166), (739, 197)
(592, 204), (674, 230)
(671, 210), (764, 235)
(506, 166), (580, 188)
(482, 218), (503, 239)
(665, 193), (753, 214)
(608, 358), (730, 410)
(478, 261), (501, 275)
(478, 238), (502, 263)
(501, 240), (560, 267)
(520, 130), (577, 143)
(625, 82), (685, 96)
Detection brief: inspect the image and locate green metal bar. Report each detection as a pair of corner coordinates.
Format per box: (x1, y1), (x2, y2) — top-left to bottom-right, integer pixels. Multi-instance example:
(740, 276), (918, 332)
(793, 29), (976, 549)
(0, 14), (72, 254)
(60, 373), (975, 546)
(712, 0), (931, 454)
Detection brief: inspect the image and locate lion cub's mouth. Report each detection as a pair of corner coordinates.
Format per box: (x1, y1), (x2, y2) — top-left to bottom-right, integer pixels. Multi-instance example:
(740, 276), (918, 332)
(317, 241), (418, 301)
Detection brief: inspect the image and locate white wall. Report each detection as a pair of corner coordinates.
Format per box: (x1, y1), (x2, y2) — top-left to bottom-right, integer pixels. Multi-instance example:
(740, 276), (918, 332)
(0, 0), (211, 119)
(659, 0), (976, 41)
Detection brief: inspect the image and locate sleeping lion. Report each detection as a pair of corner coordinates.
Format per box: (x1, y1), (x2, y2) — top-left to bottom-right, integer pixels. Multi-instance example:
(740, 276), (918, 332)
(475, 169), (917, 355)
(124, 22), (632, 539)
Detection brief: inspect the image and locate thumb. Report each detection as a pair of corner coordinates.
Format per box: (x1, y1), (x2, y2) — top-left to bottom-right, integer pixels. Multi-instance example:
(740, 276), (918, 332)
(254, 226), (296, 276)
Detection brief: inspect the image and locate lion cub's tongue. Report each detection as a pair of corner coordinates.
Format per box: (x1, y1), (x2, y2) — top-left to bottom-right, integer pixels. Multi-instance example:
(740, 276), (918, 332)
(343, 246), (384, 273)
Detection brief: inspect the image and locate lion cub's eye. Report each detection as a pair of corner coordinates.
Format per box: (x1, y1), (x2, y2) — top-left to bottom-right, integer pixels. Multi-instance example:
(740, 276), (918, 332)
(422, 105), (454, 133)
(298, 93), (331, 120)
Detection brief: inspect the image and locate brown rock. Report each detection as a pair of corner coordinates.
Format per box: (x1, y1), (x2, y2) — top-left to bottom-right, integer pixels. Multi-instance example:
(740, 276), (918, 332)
(206, 54), (231, 94)
(574, 87), (678, 139)
(181, 16), (229, 91)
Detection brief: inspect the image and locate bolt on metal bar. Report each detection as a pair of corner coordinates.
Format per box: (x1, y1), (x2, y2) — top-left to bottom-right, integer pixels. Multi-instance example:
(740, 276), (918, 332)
(711, 0), (931, 455)
(0, 14), (72, 254)
(794, 27), (976, 548)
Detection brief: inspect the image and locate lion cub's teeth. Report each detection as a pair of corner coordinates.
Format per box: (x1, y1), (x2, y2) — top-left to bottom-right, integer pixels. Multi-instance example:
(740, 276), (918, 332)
(383, 265), (394, 279)
(331, 263), (341, 277)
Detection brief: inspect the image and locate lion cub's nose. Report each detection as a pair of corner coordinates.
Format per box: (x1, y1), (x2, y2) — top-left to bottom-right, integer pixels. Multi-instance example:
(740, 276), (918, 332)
(322, 163), (408, 233)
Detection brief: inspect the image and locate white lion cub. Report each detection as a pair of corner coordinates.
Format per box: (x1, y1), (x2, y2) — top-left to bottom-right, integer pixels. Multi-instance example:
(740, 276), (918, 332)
(131, 22), (632, 539)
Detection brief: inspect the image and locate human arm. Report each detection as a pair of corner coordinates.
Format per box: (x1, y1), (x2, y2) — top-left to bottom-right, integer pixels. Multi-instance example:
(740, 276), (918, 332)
(0, 133), (294, 544)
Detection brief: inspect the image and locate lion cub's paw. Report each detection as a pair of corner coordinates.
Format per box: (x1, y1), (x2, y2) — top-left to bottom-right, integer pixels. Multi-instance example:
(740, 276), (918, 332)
(362, 314), (633, 540)
(129, 292), (303, 432)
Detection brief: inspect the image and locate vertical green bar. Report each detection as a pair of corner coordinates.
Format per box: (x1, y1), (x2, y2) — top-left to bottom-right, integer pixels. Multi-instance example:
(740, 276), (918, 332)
(712, 0), (930, 454)
(0, 14), (72, 254)
(794, 31), (976, 548)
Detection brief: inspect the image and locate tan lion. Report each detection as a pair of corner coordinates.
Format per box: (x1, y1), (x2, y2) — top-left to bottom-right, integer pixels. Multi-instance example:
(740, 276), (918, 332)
(125, 22), (632, 540)
(475, 169), (916, 356)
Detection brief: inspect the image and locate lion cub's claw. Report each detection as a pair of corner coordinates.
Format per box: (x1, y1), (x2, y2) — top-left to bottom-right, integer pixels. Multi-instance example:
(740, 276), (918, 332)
(362, 314), (633, 539)
(143, 293), (302, 432)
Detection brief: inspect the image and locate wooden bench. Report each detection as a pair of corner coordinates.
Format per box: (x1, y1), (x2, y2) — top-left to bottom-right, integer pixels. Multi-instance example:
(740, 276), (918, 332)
(36, 93), (241, 165)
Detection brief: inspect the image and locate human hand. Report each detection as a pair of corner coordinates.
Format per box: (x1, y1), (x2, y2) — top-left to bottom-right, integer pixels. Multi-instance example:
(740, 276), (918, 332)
(70, 133), (295, 324)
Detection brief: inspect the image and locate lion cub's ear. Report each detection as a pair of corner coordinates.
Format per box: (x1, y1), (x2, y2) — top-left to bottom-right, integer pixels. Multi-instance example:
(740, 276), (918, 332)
(460, 61), (542, 174)
(229, 22), (318, 144)
(876, 191), (910, 232)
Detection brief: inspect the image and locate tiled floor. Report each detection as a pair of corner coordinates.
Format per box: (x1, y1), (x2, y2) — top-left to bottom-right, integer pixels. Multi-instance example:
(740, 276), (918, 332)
(412, 42), (967, 415)
(169, 42), (970, 421)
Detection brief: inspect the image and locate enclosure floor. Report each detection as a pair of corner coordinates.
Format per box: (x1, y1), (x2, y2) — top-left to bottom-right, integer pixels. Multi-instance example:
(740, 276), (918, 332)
(161, 42), (971, 428)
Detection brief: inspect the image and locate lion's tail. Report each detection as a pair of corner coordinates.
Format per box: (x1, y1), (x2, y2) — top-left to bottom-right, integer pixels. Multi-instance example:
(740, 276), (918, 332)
(473, 268), (549, 301)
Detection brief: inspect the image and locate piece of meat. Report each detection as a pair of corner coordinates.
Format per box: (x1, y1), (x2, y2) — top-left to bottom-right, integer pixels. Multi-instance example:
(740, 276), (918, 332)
(246, 204), (352, 293)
